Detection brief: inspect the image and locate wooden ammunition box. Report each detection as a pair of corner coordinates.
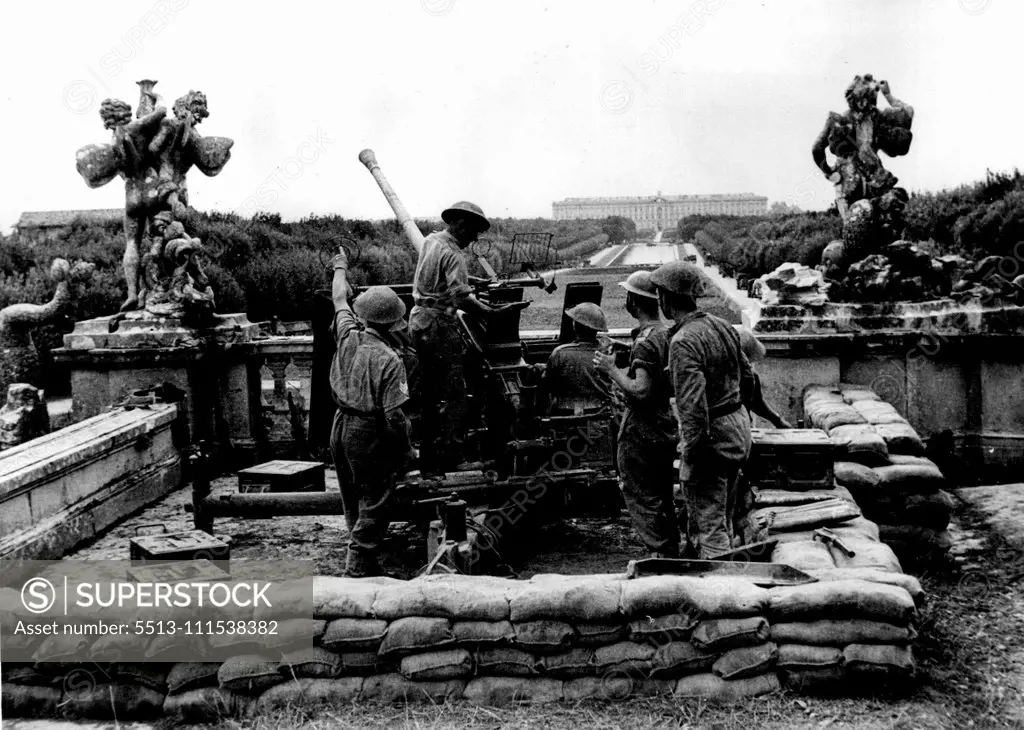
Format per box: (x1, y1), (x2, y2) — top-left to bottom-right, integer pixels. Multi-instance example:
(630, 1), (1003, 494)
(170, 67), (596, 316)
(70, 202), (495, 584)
(127, 558), (229, 584)
(130, 529), (230, 567)
(746, 428), (835, 490)
(237, 460), (326, 493)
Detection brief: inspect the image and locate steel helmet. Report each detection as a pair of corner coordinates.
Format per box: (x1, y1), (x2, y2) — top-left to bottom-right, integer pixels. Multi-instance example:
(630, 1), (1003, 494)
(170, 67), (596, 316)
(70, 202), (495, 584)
(565, 302), (608, 332)
(353, 286), (407, 325)
(650, 261), (705, 297)
(734, 325), (766, 363)
(441, 201), (491, 231)
(618, 270), (658, 299)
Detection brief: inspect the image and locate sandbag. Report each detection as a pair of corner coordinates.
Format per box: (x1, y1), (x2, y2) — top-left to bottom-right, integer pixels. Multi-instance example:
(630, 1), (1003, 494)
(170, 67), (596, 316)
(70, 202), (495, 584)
(167, 662), (222, 695)
(690, 617), (770, 652)
(806, 569), (925, 607)
(620, 576), (768, 618)
(32, 632), (91, 664)
(361, 673), (466, 703)
(60, 684), (165, 720)
(208, 629), (262, 656)
(574, 622), (628, 646)
(372, 574), (511, 622)
(806, 402), (866, 431)
(804, 385), (844, 404)
(256, 677), (362, 711)
(829, 539), (902, 573)
(628, 612), (699, 645)
(217, 655), (286, 695)
(712, 642), (778, 680)
(464, 676), (563, 705)
(873, 422), (925, 456)
(770, 619), (917, 646)
(512, 620), (575, 654)
(851, 400), (906, 425)
(563, 676), (633, 702)
(378, 617), (454, 657)
(771, 540), (836, 571)
(780, 666), (847, 692)
(146, 631), (208, 661)
(877, 524), (953, 552)
(767, 580), (916, 625)
(509, 575), (622, 623)
(772, 516), (881, 545)
(279, 647), (342, 680)
(651, 641), (718, 678)
(89, 629), (150, 662)
(776, 643), (844, 668)
(864, 491), (955, 530)
(453, 620), (515, 646)
(400, 648), (474, 681)
(673, 672), (780, 700)
(752, 487), (847, 508)
(834, 461), (882, 490)
(302, 576), (378, 619)
(338, 651), (397, 676)
(117, 665), (168, 695)
(264, 618), (327, 651)
(755, 498), (860, 532)
(321, 618), (389, 653)
(828, 425), (889, 465)
(162, 686), (254, 723)
(3, 663), (59, 687)
(592, 641), (656, 676)
(840, 385), (881, 403)
(541, 647), (596, 678)
(1, 684), (62, 718)
(874, 461), (945, 493)
(475, 647), (541, 676)
(843, 643), (915, 677)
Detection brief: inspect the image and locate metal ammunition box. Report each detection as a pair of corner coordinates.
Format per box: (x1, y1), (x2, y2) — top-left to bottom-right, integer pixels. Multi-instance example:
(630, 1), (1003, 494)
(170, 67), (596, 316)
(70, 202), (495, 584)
(237, 460), (326, 493)
(746, 428), (835, 490)
(129, 528), (230, 567)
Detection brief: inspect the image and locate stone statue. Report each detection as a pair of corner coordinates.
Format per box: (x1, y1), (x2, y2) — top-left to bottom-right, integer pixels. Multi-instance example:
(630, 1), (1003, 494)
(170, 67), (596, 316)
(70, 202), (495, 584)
(75, 80), (233, 318)
(0, 258), (95, 392)
(0, 384), (50, 451)
(811, 75), (914, 270)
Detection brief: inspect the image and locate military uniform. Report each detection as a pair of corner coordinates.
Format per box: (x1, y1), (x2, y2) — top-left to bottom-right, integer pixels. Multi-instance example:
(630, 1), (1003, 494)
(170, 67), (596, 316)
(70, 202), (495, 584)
(668, 311), (754, 558)
(617, 323), (679, 557)
(409, 230), (471, 472)
(329, 307), (411, 577)
(543, 340), (612, 414)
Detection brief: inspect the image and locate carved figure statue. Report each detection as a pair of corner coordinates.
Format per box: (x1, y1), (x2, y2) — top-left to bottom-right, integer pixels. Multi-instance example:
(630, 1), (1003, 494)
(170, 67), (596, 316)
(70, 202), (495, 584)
(75, 80), (233, 317)
(0, 259), (95, 392)
(0, 384), (50, 451)
(811, 74), (915, 278)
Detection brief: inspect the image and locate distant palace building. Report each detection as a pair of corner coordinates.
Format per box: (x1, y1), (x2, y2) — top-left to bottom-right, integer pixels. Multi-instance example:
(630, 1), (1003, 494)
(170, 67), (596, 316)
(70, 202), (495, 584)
(551, 193), (767, 228)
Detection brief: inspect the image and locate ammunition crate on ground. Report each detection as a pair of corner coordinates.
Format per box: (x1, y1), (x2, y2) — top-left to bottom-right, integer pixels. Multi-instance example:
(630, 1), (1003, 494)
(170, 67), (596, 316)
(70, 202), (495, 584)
(237, 460), (326, 493)
(129, 529), (231, 567)
(746, 428), (835, 490)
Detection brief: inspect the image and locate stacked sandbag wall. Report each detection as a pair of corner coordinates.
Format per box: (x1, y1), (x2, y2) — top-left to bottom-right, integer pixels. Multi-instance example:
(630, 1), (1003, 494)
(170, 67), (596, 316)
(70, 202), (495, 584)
(803, 385), (954, 564)
(1, 571), (923, 719)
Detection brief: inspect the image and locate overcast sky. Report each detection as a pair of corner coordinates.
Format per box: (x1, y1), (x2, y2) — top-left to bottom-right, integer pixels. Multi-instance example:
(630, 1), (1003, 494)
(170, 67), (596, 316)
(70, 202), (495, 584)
(1, 0), (1021, 231)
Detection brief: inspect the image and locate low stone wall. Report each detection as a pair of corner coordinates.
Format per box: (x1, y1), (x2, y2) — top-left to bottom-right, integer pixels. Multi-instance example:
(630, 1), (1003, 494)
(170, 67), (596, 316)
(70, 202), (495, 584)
(1, 570), (922, 719)
(0, 403), (184, 565)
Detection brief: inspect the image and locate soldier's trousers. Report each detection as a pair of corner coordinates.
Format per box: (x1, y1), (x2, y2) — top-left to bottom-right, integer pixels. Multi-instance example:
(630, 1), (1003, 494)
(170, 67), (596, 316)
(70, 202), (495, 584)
(618, 436), (679, 557)
(409, 308), (468, 472)
(331, 411), (396, 577)
(682, 455), (742, 559)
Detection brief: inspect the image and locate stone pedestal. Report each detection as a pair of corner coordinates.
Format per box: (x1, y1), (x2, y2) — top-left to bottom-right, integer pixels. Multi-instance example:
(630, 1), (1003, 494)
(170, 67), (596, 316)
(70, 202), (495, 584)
(53, 312), (264, 463)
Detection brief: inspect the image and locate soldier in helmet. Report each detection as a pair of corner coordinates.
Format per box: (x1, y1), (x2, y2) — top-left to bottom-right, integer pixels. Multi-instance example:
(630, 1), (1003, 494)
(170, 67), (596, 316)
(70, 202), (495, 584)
(329, 248), (414, 577)
(650, 261), (755, 559)
(409, 201), (512, 473)
(593, 271), (679, 558)
(541, 302), (613, 415)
